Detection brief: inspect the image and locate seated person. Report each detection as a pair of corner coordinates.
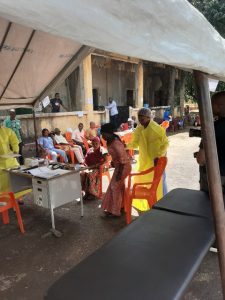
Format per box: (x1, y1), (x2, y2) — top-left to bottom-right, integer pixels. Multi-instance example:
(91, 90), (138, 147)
(53, 128), (84, 163)
(194, 115), (201, 127)
(72, 123), (85, 148)
(81, 137), (108, 200)
(85, 121), (97, 141)
(38, 128), (68, 163)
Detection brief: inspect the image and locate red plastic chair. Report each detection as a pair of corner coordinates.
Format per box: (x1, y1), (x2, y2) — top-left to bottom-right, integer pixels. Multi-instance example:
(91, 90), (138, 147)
(124, 157), (167, 224)
(121, 123), (129, 131)
(0, 192), (25, 233)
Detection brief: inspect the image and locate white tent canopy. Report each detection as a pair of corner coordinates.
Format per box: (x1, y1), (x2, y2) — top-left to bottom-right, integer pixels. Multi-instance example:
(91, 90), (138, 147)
(0, 16), (82, 108)
(0, 0), (225, 108)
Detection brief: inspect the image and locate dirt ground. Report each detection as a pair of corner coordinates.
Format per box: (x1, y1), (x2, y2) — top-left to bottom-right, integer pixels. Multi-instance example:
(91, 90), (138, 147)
(0, 130), (222, 300)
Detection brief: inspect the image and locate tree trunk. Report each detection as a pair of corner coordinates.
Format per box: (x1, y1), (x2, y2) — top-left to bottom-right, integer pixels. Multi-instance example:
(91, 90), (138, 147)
(168, 67), (176, 115)
(179, 71), (186, 116)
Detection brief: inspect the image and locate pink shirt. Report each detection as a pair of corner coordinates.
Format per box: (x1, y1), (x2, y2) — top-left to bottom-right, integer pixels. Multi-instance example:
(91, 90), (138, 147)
(72, 128), (85, 142)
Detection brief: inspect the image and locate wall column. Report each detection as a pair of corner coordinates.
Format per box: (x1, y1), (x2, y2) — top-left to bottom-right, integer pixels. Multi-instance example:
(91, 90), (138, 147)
(79, 54), (93, 114)
(135, 62), (143, 108)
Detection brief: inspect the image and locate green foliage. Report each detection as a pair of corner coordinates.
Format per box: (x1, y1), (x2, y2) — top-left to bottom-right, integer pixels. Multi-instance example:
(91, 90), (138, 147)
(189, 0), (225, 37)
(185, 1), (225, 101)
(185, 73), (197, 102)
(216, 81), (225, 92)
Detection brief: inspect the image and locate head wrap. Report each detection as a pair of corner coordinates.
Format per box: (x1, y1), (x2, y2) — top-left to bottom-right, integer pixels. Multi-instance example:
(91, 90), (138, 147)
(100, 123), (114, 134)
(138, 107), (151, 118)
(92, 136), (100, 143)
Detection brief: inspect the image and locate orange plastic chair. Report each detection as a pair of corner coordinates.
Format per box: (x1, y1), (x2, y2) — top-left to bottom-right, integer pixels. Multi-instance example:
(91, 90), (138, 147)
(0, 192), (25, 233)
(121, 132), (134, 158)
(64, 132), (77, 146)
(98, 155), (111, 198)
(54, 145), (76, 164)
(65, 131), (73, 143)
(160, 120), (170, 130)
(47, 153), (64, 163)
(81, 136), (90, 152)
(124, 157), (167, 224)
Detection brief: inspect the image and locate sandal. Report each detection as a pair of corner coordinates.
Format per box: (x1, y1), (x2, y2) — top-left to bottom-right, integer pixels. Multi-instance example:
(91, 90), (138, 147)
(101, 212), (121, 219)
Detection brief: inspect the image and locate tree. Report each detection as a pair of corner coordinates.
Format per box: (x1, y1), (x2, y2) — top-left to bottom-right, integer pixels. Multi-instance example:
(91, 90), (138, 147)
(186, 1), (225, 101)
(189, 0), (225, 38)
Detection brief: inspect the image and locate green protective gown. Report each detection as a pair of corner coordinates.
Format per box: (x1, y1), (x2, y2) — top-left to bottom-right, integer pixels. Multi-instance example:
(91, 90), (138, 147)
(128, 120), (169, 211)
(0, 127), (19, 193)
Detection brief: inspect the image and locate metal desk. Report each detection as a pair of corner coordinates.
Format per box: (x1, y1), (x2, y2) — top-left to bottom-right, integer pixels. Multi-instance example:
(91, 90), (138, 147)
(6, 167), (84, 231)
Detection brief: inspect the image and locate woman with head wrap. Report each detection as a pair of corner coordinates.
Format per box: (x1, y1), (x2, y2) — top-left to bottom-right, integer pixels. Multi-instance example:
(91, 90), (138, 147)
(127, 107), (169, 211)
(81, 136), (108, 200)
(101, 123), (131, 217)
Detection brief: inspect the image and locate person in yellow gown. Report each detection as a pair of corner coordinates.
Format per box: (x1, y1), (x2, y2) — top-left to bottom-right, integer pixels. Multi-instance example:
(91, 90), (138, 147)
(0, 125), (19, 193)
(127, 108), (169, 211)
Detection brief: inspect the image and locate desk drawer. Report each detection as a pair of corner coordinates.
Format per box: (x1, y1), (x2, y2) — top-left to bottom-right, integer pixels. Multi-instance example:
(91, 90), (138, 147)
(32, 178), (48, 188)
(32, 184), (49, 208)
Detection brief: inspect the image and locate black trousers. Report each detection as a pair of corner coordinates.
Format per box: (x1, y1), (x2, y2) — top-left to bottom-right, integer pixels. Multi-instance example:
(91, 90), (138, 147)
(18, 142), (24, 165)
(200, 166), (225, 193)
(110, 114), (118, 130)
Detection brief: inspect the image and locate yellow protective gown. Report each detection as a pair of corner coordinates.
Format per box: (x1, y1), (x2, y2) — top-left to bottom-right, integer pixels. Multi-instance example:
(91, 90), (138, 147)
(0, 127), (19, 193)
(128, 120), (169, 211)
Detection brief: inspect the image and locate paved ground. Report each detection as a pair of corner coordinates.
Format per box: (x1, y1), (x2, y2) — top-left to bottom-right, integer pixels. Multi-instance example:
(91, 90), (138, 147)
(0, 130), (222, 299)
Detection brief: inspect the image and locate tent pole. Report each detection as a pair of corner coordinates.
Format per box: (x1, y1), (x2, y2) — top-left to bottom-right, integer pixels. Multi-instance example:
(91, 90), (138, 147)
(0, 21), (12, 52)
(194, 71), (225, 296)
(32, 109), (38, 157)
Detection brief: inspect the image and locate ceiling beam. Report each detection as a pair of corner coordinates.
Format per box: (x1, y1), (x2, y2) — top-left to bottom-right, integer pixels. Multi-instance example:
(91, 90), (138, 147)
(0, 102), (33, 106)
(0, 21), (12, 52)
(93, 49), (140, 64)
(33, 45), (94, 106)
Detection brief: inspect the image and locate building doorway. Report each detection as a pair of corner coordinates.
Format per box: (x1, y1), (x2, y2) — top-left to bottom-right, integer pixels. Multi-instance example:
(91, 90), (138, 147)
(93, 88), (99, 109)
(126, 90), (134, 107)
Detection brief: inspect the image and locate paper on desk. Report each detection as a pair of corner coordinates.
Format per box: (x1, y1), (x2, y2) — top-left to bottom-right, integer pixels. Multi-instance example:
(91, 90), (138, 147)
(28, 166), (70, 178)
(0, 153), (21, 158)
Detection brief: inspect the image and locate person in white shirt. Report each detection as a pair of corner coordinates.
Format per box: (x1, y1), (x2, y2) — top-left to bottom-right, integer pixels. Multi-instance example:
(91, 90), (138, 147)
(105, 97), (119, 130)
(71, 123), (86, 153)
(72, 123), (85, 144)
(54, 128), (84, 163)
